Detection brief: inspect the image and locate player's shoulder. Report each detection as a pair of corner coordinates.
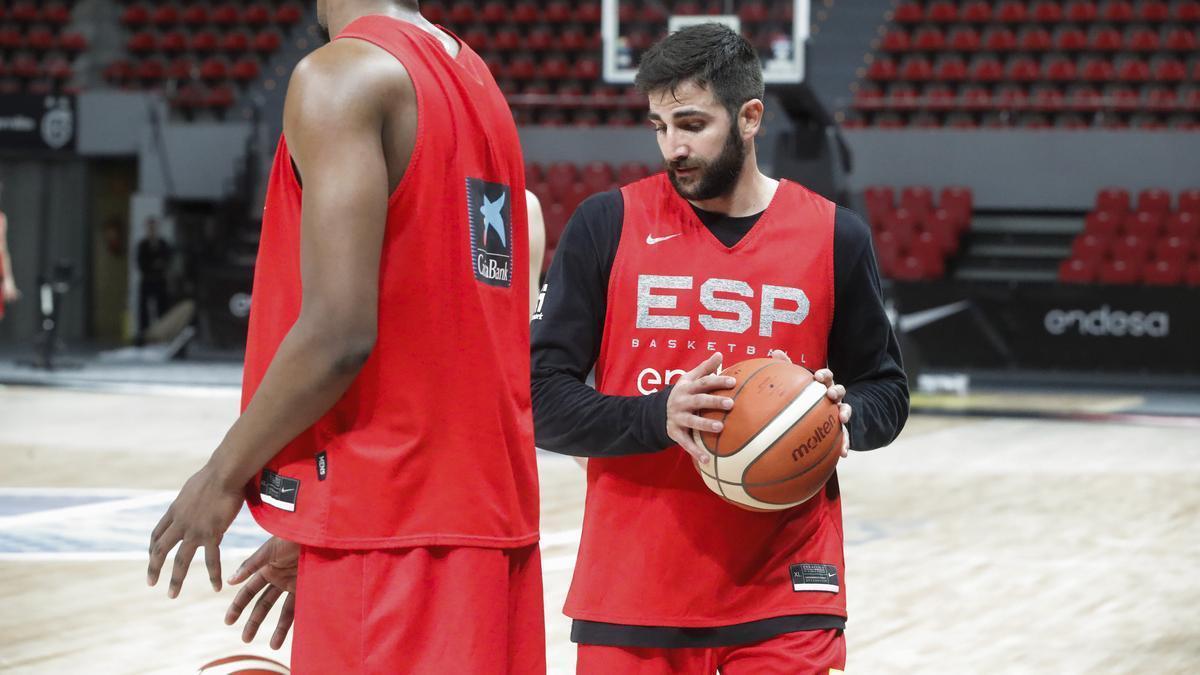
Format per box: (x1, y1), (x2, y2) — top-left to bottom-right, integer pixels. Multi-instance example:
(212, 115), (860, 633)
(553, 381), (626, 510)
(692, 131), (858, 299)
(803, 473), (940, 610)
(832, 205), (872, 259)
(289, 38), (412, 109)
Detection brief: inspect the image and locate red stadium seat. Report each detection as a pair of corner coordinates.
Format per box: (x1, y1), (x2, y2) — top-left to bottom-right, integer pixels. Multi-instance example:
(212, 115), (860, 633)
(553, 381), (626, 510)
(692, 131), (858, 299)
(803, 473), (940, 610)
(948, 28), (981, 52)
(996, 1), (1029, 23)
(167, 57), (195, 81)
(867, 58), (897, 82)
(1059, 258), (1097, 283)
(1177, 0), (1200, 20)
(192, 31), (219, 53)
(926, 1), (958, 22)
(901, 187), (935, 221)
(1031, 1), (1064, 22)
(936, 56), (968, 81)
(1045, 57), (1077, 81)
(274, 3), (302, 27)
(1085, 210), (1121, 236)
(43, 1), (71, 25)
(59, 32), (88, 53)
(104, 59), (135, 84)
(545, 1), (572, 23)
(1127, 26), (1159, 51)
(1187, 263), (1200, 287)
(970, 56), (1004, 82)
(1056, 27), (1088, 51)
(1071, 233), (1108, 263)
(136, 58), (167, 83)
(231, 57), (261, 82)
(211, 3), (240, 26)
(207, 83), (235, 110)
(1138, 0), (1170, 21)
(222, 31), (250, 54)
(913, 28), (945, 52)
(894, 2), (924, 23)
(1019, 27), (1053, 51)
(1117, 58), (1150, 82)
(160, 30), (189, 54)
(1095, 187), (1131, 214)
(1153, 58), (1187, 82)
(512, 2), (538, 23)
(10, 1), (39, 23)
(1009, 56), (1040, 82)
(864, 185), (896, 220)
(1098, 258), (1140, 284)
(617, 162), (653, 185)
(882, 30), (910, 53)
(1123, 210), (1164, 236)
(11, 54), (41, 79)
(1154, 237), (1192, 265)
(1145, 87), (1178, 111)
(1143, 260), (1182, 285)
(243, 4), (271, 27)
(151, 4), (180, 26)
(1065, 0), (1099, 21)
(983, 27), (1017, 52)
(1112, 234), (1151, 261)
(1091, 26), (1123, 51)
(900, 56), (933, 81)
(199, 57), (227, 81)
(575, 3), (602, 23)
(1165, 28), (1197, 52)
(127, 31), (158, 54)
(26, 28), (55, 52)
(1084, 56), (1118, 81)
(253, 30), (282, 55)
(1178, 190), (1200, 215)
(1101, 0), (1135, 21)
(182, 5), (209, 26)
(962, 1), (993, 22)
(1136, 188), (1172, 214)
(120, 3), (150, 26)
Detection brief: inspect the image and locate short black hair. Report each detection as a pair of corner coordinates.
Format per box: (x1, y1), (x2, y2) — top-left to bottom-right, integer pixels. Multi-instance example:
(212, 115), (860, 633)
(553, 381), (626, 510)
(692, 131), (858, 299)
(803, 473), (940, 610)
(634, 23), (765, 118)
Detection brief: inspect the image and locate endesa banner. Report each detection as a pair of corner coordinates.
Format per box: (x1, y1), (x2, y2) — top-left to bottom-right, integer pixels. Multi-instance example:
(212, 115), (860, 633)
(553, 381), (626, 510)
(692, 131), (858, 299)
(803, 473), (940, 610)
(889, 282), (1200, 374)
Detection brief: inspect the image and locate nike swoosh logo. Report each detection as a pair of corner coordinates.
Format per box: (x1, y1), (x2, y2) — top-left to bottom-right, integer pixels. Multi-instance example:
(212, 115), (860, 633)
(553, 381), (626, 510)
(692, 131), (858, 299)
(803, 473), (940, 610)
(280, 487), (295, 494)
(898, 300), (971, 332)
(646, 233), (682, 245)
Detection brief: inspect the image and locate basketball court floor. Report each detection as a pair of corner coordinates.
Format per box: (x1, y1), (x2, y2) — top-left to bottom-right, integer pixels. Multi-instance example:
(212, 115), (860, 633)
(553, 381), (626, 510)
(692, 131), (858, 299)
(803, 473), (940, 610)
(1, 377), (1197, 673)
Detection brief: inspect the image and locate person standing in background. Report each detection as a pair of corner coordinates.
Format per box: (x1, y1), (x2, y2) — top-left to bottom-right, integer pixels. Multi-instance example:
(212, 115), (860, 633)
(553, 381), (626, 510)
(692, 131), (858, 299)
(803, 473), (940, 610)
(136, 216), (172, 343)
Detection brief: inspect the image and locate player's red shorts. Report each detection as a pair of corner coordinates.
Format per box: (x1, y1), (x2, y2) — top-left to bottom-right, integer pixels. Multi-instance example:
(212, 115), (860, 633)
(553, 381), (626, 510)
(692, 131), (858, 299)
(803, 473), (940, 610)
(291, 544), (545, 674)
(576, 628), (845, 675)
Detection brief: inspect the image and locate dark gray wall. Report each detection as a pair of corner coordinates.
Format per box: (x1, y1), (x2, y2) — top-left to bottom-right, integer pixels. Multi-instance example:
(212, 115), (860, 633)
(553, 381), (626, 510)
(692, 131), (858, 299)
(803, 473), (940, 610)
(843, 130), (1200, 210)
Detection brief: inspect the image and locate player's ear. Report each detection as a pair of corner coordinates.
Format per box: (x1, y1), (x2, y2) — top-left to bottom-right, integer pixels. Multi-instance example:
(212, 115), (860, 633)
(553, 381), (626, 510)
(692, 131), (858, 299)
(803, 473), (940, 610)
(739, 99), (765, 139)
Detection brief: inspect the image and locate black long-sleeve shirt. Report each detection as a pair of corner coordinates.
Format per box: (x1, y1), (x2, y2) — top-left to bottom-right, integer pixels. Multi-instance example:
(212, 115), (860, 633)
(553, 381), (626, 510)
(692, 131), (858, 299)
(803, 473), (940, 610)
(530, 188), (910, 648)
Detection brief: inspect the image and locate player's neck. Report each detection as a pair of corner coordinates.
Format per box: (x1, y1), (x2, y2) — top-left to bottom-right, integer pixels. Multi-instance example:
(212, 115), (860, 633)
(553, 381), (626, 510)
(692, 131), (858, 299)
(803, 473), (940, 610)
(326, 1), (426, 39)
(687, 161), (778, 218)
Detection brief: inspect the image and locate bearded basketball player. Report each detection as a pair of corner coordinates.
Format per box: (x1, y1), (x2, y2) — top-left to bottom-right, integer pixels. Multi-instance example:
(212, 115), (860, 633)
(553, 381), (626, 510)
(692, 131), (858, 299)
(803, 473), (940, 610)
(531, 24), (909, 673)
(147, 2), (543, 672)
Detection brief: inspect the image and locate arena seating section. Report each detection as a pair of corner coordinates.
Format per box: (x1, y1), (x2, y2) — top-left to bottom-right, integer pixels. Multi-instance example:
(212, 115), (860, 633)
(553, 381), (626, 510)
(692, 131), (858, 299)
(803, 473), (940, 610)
(0, 1), (89, 95)
(105, 0), (303, 114)
(526, 160), (659, 271)
(428, 0), (797, 126)
(1060, 187), (1200, 284)
(864, 185), (975, 279)
(849, 0), (1200, 128)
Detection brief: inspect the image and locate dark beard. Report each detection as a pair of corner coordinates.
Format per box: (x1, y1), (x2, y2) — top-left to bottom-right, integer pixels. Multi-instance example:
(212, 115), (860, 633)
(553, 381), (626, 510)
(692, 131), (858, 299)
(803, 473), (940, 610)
(666, 121), (747, 202)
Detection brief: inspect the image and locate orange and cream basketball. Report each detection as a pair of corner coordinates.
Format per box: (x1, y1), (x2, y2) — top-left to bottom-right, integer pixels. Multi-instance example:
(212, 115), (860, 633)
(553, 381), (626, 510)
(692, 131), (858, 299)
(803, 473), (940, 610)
(196, 655), (290, 675)
(694, 358), (843, 511)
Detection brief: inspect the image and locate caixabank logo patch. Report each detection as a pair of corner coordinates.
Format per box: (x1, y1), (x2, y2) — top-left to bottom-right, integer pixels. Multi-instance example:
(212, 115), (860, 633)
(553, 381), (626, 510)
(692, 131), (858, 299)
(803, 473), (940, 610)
(467, 177), (512, 287)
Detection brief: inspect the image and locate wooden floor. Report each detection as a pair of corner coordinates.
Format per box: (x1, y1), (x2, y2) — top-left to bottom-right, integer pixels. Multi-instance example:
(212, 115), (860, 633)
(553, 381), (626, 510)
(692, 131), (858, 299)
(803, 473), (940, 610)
(1, 384), (1197, 673)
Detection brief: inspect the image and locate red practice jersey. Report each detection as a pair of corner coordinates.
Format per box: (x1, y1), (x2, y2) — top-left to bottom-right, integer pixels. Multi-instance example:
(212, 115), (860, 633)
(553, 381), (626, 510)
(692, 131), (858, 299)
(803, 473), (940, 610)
(243, 17), (538, 549)
(565, 175), (845, 625)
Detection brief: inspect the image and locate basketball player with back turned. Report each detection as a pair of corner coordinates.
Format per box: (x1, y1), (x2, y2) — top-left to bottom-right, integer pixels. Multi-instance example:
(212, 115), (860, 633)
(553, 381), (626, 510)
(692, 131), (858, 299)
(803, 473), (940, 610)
(532, 25), (909, 673)
(146, 1), (544, 672)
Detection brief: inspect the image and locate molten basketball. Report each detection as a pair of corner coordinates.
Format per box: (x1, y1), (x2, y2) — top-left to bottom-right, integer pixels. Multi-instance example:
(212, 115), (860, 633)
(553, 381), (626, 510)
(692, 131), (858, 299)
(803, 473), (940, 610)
(693, 358), (842, 511)
(196, 655), (290, 675)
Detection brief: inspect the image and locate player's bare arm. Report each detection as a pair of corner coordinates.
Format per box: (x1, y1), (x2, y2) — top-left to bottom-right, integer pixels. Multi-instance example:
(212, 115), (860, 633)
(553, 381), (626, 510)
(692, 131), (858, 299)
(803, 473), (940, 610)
(147, 39), (415, 599)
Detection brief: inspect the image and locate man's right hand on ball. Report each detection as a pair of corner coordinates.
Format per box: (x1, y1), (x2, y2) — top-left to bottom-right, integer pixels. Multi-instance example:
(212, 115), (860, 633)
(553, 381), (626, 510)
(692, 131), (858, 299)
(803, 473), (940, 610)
(666, 353), (736, 465)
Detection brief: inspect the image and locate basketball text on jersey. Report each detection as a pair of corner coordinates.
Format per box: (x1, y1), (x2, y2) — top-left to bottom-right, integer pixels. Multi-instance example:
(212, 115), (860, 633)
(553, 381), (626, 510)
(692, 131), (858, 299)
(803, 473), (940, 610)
(467, 177), (513, 287)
